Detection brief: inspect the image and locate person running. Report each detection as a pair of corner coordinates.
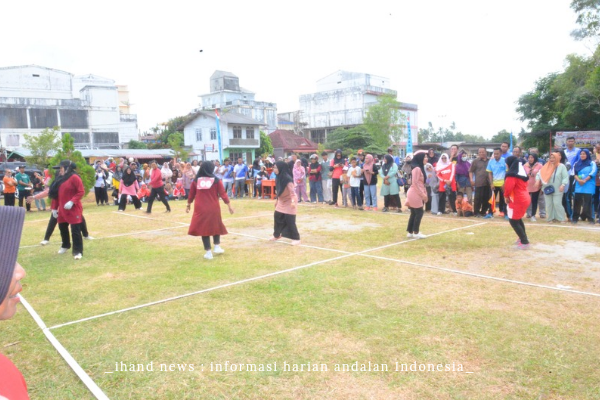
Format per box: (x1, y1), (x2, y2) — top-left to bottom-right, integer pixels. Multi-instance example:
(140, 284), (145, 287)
(0, 206), (29, 399)
(146, 162), (171, 214)
(49, 160), (86, 260)
(270, 161), (300, 245)
(186, 161), (234, 260)
(504, 156), (531, 250)
(118, 165), (142, 211)
(406, 152), (429, 239)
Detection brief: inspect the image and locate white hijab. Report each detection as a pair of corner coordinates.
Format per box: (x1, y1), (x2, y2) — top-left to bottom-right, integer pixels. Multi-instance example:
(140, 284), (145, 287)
(435, 154), (451, 171)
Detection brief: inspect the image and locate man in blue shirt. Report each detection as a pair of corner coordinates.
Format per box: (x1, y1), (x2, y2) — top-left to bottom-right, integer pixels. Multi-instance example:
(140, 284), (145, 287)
(233, 158), (248, 199)
(486, 148), (507, 218)
(563, 136), (581, 220)
(500, 142), (510, 159)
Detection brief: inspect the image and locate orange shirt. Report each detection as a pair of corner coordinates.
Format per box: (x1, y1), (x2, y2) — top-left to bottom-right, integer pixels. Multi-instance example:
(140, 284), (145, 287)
(456, 198), (473, 212)
(3, 176), (17, 194)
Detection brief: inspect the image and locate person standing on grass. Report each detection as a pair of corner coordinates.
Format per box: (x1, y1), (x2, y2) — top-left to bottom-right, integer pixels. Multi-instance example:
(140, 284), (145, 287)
(321, 151), (332, 204)
(146, 162), (171, 214)
(93, 162), (108, 206)
(270, 161), (301, 245)
(536, 152), (569, 224)
(347, 158), (363, 210)
(594, 143), (600, 223)
(406, 151), (429, 239)
(362, 154), (379, 211)
(186, 161), (234, 260)
(455, 150), (472, 203)
(426, 163), (440, 215)
(0, 206), (29, 399)
(503, 156), (531, 250)
(118, 166), (142, 212)
(31, 172), (46, 211)
(308, 154), (323, 203)
(487, 148), (507, 219)
(293, 159), (309, 203)
(2, 169), (17, 206)
(233, 158), (248, 199)
(564, 136), (580, 220)
(380, 154), (402, 212)
(330, 149), (346, 208)
(470, 147), (490, 217)
(524, 154), (543, 222)
(572, 149), (597, 224)
(435, 153), (456, 215)
(15, 166), (32, 211)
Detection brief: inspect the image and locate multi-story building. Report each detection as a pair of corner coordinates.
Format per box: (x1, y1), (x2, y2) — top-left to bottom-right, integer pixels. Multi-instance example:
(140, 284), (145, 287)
(198, 70), (277, 132)
(295, 70), (418, 151)
(0, 65), (138, 150)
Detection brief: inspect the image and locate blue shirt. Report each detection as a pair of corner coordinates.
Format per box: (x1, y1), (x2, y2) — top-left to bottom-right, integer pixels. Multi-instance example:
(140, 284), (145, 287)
(564, 147), (581, 175)
(234, 164), (248, 180)
(486, 157), (506, 186)
(574, 162), (597, 194)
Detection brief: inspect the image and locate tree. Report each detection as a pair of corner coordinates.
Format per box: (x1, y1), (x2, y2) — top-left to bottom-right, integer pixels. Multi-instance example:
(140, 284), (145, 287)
(570, 0), (600, 40)
(363, 94), (405, 150)
(47, 134), (95, 194)
(491, 129), (512, 144)
(167, 132), (188, 162)
(325, 126), (372, 154)
(23, 126), (61, 168)
(127, 140), (147, 149)
(257, 131), (273, 157)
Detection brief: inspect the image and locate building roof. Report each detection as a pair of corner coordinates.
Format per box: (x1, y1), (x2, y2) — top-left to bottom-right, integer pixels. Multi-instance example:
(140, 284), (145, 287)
(178, 111), (263, 130)
(0, 64), (73, 76)
(211, 70), (238, 79)
(269, 130), (319, 153)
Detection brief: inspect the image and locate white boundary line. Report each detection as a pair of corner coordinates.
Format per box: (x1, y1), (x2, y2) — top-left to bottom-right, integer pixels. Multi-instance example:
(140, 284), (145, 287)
(19, 295), (109, 400)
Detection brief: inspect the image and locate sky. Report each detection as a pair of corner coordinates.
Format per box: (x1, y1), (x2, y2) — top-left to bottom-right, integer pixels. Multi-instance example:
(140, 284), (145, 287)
(2, 0), (593, 139)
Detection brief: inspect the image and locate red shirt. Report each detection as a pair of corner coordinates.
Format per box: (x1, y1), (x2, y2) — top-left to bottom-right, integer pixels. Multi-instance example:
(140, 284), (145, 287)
(150, 168), (163, 189)
(0, 354), (29, 399)
(50, 174), (85, 225)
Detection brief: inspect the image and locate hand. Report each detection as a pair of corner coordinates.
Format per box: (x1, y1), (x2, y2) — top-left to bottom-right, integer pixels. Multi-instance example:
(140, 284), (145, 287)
(504, 197), (511, 204)
(470, 180), (475, 186)
(26, 196), (34, 204)
(52, 210), (58, 218)
(64, 201), (74, 210)
(185, 203), (191, 213)
(559, 184), (565, 193)
(228, 204), (234, 214)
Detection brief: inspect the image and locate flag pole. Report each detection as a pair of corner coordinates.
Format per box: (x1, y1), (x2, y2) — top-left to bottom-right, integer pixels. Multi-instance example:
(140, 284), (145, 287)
(215, 109), (223, 163)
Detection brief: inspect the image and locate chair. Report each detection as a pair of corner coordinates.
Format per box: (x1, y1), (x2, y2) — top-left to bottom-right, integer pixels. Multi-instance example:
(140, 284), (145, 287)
(262, 179), (276, 200)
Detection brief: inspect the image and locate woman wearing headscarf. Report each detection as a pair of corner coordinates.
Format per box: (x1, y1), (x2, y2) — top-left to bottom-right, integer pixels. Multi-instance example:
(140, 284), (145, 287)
(186, 161), (234, 260)
(455, 150), (472, 203)
(362, 154), (379, 211)
(146, 162), (171, 214)
(271, 161), (300, 245)
(118, 165), (142, 211)
(401, 154), (413, 195)
(405, 152), (429, 239)
(49, 160), (86, 260)
(329, 149), (346, 207)
(435, 153), (456, 215)
(293, 159), (309, 203)
(379, 154), (402, 212)
(524, 153), (543, 221)
(504, 156), (531, 249)
(0, 207), (29, 399)
(252, 159), (263, 199)
(32, 171), (46, 211)
(572, 149), (597, 224)
(182, 163), (195, 200)
(536, 152), (569, 223)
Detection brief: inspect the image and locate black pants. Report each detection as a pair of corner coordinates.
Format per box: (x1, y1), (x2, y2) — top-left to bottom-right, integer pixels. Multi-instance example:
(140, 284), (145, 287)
(359, 180), (364, 205)
(474, 186), (491, 216)
(573, 193), (592, 222)
(448, 190), (457, 212)
(509, 218), (529, 244)
(331, 178), (343, 205)
(119, 194), (142, 211)
(4, 192), (15, 206)
(407, 207), (424, 234)
(59, 222), (83, 254)
(45, 214), (89, 241)
(529, 191), (540, 217)
(438, 191), (447, 213)
(274, 211), (300, 240)
(493, 186), (506, 214)
(383, 194), (401, 209)
(425, 187), (432, 211)
(146, 186), (170, 213)
(94, 187), (107, 205)
(202, 235), (221, 251)
(18, 189), (31, 210)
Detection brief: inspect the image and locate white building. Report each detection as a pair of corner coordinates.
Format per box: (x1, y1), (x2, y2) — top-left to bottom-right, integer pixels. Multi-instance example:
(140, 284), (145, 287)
(198, 71), (277, 132)
(0, 65), (138, 150)
(179, 110), (262, 163)
(296, 70), (418, 147)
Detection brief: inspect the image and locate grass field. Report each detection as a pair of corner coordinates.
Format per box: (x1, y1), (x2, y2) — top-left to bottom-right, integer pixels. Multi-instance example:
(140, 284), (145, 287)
(3, 191), (600, 399)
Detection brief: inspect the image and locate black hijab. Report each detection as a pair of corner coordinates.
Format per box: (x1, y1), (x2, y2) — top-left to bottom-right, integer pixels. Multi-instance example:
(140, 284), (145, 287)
(333, 149), (344, 165)
(505, 156), (528, 182)
(275, 161), (293, 197)
(196, 161), (219, 182)
(528, 154), (539, 166)
(49, 160), (76, 199)
(382, 154), (394, 176)
(411, 152), (427, 183)
(122, 166), (137, 187)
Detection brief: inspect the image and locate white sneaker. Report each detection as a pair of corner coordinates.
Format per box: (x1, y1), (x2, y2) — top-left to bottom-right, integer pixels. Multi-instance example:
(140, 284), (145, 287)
(453, 212), (458, 216)
(84, 236), (94, 240)
(437, 212), (442, 216)
(57, 248), (69, 254)
(406, 233), (414, 238)
(413, 233), (427, 239)
(204, 251), (213, 260)
(40, 240), (49, 246)
(73, 253), (82, 260)
(530, 216), (537, 222)
(213, 245), (225, 254)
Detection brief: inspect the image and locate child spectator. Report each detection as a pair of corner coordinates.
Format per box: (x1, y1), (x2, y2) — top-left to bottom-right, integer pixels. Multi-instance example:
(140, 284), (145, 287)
(456, 192), (474, 217)
(341, 166), (351, 207)
(347, 158), (363, 210)
(137, 183), (151, 202)
(426, 163), (440, 215)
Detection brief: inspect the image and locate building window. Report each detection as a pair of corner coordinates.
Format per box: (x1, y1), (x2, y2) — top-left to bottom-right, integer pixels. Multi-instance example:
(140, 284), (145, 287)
(230, 152), (243, 162)
(6, 135), (19, 147)
(210, 128), (217, 140)
(233, 126), (242, 139)
(246, 127), (254, 139)
(311, 129), (326, 144)
(195, 128), (202, 142)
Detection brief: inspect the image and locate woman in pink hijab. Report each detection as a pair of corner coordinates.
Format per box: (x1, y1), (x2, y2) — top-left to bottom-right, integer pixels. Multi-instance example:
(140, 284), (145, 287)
(293, 159), (309, 203)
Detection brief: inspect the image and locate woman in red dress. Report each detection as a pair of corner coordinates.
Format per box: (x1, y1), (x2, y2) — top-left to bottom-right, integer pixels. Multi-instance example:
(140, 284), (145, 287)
(504, 156), (532, 250)
(186, 161), (234, 260)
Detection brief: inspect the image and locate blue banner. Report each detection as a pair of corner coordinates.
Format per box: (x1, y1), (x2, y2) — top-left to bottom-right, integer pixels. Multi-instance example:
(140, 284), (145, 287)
(216, 110), (223, 163)
(406, 115), (413, 155)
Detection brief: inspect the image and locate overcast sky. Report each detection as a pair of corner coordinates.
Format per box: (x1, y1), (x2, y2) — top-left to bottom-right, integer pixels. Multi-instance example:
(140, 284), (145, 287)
(2, 0), (591, 138)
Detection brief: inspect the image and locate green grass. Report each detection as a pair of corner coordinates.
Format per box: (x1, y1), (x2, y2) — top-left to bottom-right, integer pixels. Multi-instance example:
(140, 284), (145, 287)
(3, 192), (600, 399)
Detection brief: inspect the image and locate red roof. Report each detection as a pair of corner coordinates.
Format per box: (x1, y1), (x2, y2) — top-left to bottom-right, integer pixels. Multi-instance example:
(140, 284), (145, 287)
(268, 130), (318, 152)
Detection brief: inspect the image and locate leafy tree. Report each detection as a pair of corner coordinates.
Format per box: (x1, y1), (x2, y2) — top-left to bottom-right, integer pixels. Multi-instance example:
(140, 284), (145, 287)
(127, 140), (147, 149)
(167, 132), (189, 162)
(570, 0), (600, 40)
(258, 131), (274, 157)
(325, 126), (373, 154)
(491, 129), (512, 144)
(23, 126), (61, 168)
(47, 134), (95, 193)
(363, 94), (405, 150)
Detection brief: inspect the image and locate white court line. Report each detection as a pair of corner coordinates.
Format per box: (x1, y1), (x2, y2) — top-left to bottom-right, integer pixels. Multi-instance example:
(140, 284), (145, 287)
(358, 253), (600, 298)
(19, 295), (109, 400)
(112, 210), (273, 223)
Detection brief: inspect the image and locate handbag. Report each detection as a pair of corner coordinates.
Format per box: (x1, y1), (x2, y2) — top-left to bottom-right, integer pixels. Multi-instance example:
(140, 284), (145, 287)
(542, 168), (558, 195)
(396, 171), (406, 186)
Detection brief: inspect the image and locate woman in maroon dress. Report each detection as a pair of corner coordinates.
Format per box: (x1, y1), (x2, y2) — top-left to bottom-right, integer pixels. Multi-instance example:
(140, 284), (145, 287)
(186, 161), (234, 260)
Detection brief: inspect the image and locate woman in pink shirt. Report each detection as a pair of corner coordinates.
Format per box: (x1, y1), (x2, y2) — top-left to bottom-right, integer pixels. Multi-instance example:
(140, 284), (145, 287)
(118, 165), (142, 211)
(406, 151), (429, 239)
(293, 159), (309, 203)
(523, 154), (543, 221)
(270, 161), (300, 245)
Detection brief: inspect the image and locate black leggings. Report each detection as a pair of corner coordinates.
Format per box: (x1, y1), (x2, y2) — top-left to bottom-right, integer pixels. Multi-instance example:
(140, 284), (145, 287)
(59, 222), (83, 254)
(94, 187), (107, 205)
(45, 214), (89, 241)
(331, 178), (343, 204)
(118, 194), (142, 211)
(274, 211), (300, 240)
(146, 186), (171, 212)
(407, 207), (424, 234)
(509, 218), (529, 244)
(529, 191), (540, 217)
(202, 235), (220, 251)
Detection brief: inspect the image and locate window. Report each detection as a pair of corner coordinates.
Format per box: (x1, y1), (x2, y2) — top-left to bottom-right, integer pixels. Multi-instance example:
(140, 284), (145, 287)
(311, 129), (326, 144)
(246, 127), (254, 139)
(195, 128), (202, 142)
(210, 128), (217, 140)
(230, 152), (243, 162)
(6, 135), (19, 146)
(233, 126), (242, 139)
